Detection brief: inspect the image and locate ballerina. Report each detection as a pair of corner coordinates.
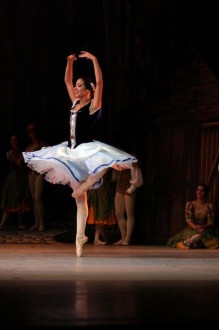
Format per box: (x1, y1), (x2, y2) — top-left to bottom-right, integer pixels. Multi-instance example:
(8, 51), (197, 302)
(22, 50), (142, 257)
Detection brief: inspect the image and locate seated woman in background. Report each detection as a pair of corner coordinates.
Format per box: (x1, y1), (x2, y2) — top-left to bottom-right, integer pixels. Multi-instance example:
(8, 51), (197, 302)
(167, 183), (219, 249)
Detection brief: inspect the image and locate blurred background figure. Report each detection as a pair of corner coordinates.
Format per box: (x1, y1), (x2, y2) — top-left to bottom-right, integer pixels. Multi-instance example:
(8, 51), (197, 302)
(113, 163), (143, 246)
(87, 169), (117, 245)
(25, 123), (47, 231)
(0, 134), (33, 230)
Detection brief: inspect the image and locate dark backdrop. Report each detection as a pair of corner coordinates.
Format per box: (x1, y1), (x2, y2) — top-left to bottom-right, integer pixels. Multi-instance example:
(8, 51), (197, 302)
(1, 0), (219, 238)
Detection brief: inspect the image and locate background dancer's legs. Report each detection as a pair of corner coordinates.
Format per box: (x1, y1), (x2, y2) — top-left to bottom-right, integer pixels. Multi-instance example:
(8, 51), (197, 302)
(114, 192), (136, 246)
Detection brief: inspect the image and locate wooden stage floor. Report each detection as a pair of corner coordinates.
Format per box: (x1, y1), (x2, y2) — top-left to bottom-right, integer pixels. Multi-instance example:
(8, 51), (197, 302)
(0, 243), (219, 329)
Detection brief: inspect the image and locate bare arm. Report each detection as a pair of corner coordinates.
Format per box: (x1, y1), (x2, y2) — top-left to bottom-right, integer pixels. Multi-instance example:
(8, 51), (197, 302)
(64, 54), (77, 104)
(79, 51), (103, 113)
(185, 201), (197, 230)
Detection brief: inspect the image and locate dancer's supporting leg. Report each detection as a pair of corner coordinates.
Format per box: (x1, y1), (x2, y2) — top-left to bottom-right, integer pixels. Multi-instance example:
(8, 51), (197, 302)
(75, 192), (89, 257)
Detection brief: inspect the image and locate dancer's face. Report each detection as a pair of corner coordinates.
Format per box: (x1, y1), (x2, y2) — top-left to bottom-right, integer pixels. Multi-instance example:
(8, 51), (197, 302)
(74, 78), (90, 98)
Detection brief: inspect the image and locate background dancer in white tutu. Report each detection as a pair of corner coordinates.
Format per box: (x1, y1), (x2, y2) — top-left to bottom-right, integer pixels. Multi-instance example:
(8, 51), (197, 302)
(23, 50), (143, 257)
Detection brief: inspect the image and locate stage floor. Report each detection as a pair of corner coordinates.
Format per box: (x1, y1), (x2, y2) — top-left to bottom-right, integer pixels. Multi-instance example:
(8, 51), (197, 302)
(0, 243), (219, 329)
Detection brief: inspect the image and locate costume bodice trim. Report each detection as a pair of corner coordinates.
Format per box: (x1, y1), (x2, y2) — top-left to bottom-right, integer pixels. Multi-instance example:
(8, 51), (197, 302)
(69, 99), (102, 149)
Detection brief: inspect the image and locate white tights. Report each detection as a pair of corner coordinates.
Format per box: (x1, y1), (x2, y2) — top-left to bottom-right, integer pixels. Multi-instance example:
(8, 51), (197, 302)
(75, 192), (88, 237)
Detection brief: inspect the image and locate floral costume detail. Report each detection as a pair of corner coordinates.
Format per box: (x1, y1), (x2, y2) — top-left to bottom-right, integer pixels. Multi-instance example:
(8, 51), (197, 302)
(167, 201), (219, 248)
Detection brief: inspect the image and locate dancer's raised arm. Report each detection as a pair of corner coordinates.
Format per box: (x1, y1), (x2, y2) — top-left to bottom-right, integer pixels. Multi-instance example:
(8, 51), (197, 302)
(64, 54), (77, 103)
(79, 51), (103, 113)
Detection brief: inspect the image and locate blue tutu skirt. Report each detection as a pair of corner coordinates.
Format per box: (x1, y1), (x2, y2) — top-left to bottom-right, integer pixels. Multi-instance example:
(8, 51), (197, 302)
(22, 141), (137, 191)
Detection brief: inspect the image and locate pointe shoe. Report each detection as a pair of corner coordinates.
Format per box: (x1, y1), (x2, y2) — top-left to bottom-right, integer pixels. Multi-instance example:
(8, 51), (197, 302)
(72, 181), (90, 198)
(76, 235), (88, 257)
(126, 184), (137, 194)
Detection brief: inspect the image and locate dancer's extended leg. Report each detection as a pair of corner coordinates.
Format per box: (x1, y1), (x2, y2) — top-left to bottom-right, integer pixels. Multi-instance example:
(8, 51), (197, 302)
(72, 169), (108, 198)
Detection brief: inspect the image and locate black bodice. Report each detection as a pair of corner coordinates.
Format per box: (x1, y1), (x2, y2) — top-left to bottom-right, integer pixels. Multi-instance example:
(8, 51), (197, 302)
(69, 102), (102, 148)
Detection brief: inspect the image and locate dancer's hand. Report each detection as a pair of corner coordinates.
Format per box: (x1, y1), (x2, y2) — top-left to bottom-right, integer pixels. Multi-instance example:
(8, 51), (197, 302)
(67, 54), (77, 61)
(79, 51), (96, 61)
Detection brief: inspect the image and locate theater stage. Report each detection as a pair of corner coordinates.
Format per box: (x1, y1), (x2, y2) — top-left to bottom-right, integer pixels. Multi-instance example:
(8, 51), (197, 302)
(0, 243), (219, 329)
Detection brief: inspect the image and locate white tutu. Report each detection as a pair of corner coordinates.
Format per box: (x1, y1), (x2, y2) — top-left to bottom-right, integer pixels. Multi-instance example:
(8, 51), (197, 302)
(22, 140), (137, 191)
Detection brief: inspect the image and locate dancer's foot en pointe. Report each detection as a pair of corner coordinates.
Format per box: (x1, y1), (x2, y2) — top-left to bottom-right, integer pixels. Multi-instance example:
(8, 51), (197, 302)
(76, 235), (88, 257)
